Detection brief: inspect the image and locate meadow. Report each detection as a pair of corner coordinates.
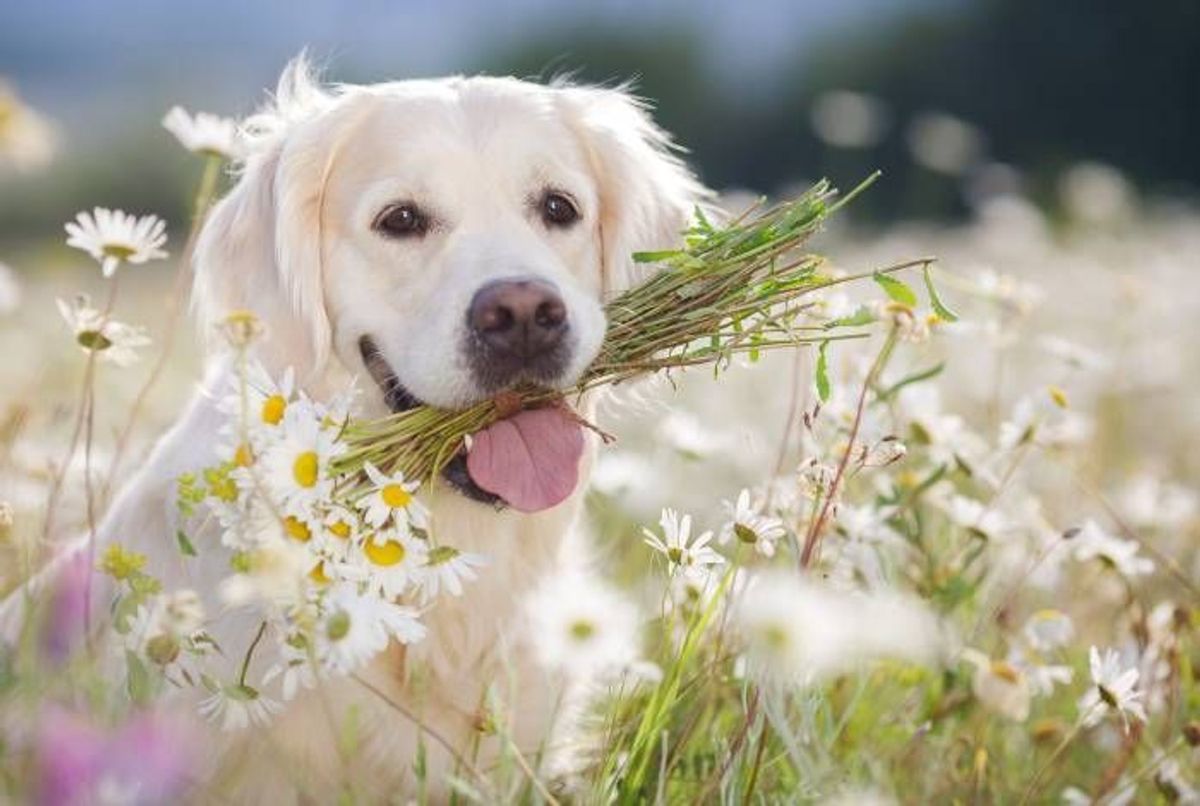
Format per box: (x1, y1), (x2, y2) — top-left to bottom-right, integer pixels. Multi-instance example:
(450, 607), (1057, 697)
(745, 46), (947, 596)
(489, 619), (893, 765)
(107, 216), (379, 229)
(0, 90), (1197, 805)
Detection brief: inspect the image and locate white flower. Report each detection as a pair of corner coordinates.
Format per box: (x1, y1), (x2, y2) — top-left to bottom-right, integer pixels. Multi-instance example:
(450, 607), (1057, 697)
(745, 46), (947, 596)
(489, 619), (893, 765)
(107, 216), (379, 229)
(162, 106), (242, 159)
(719, 490), (785, 557)
(944, 495), (1008, 540)
(1078, 646), (1147, 731)
(64, 207), (168, 277)
(526, 572), (640, 677)
(217, 363), (296, 456)
(357, 462), (429, 532)
(218, 540), (310, 609)
(962, 649), (1031, 722)
(318, 583), (425, 675)
(260, 401), (345, 519)
(0, 80), (57, 171)
(1117, 474), (1198, 531)
(416, 546), (486, 601)
(1007, 647), (1074, 697)
(1022, 609), (1075, 652)
(355, 528), (428, 599)
(643, 508), (725, 577)
(263, 640), (318, 701)
(734, 572), (943, 685)
(1072, 520), (1154, 578)
(57, 296), (151, 367)
(199, 684), (281, 731)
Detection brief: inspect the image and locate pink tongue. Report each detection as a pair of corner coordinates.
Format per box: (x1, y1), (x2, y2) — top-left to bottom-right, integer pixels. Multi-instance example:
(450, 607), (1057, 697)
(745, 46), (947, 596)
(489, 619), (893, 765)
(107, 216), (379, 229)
(466, 406), (585, 513)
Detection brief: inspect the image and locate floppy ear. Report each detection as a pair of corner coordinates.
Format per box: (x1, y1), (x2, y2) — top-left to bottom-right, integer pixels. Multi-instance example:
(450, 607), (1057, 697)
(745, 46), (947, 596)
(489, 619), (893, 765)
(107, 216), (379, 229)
(193, 57), (340, 379)
(556, 84), (713, 296)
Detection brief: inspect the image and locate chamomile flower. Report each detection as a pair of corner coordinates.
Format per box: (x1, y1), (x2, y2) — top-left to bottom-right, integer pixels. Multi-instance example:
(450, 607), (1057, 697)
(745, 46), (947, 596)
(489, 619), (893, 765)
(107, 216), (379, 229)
(1022, 609), (1075, 652)
(218, 364), (296, 451)
(355, 528), (427, 599)
(262, 639), (317, 701)
(57, 296), (151, 367)
(1078, 646), (1147, 730)
(317, 505), (360, 560)
(525, 572), (640, 677)
(719, 489), (785, 557)
(199, 684), (281, 732)
(162, 106), (242, 160)
(260, 401), (345, 519)
(64, 207), (168, 277)
(317, 583), (425, 674)
(962, 649), (1031, 722)
(1072, 520), (1154, 579)
(643, 508), (725, 577)
(357, 462), (429, 532)
(416, 545), (486, 601)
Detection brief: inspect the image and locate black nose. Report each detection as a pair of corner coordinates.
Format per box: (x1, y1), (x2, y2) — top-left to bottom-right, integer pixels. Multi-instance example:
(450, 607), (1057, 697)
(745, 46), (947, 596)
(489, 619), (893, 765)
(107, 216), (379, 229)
(468, 278), (568, 360)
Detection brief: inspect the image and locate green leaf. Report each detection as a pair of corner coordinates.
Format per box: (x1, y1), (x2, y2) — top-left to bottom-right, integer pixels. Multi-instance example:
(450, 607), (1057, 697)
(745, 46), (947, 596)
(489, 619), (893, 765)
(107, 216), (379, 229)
(923, 263), (959, 322)
(824, 306), (877, 330)
(631, 249), (680, 264)
(176, 529), (197, 557)
(873, 271), (918, 305)
(815, 340), (831, 403)
(877, 362), (945, 402)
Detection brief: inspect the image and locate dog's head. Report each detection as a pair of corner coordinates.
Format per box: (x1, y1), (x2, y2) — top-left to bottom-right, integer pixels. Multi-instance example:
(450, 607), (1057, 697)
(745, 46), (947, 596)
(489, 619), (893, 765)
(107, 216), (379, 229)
(194, 58), (709, 507)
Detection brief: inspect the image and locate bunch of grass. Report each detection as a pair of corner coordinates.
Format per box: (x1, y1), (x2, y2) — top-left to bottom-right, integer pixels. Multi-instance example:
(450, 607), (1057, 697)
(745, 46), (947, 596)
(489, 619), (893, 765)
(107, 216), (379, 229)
(336, 174), (929, 484)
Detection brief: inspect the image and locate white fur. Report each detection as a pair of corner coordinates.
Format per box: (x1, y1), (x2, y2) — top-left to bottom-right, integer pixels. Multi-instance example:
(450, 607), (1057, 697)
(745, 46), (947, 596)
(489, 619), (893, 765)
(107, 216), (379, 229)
(3, 58), (708, 801)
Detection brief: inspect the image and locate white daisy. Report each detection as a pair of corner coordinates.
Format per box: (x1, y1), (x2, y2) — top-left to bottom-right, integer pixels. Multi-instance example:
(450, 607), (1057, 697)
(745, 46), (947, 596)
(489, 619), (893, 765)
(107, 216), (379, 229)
(198, 684), (281, 732)
(57, 296), (151, 367)
(262, 638), (317, 701)
(1022, 609), (1075, 652)
(643, 508), (725, 577)
(260, 401), (345, 519)
(1078, 646), (1147, 730)
(416, 546), (486, 601)
(218, 363), (296, 453)
(356, 462), (429, 532)
(316, 504), (360, 561)
(318, 583), (426, 675)
(719, 489), (786, 557)
(64, 207), (168, 277)
(525, 572), (640, 677)
(162, 106), (242, 160)
(962, 649), (1031, 722)
(1072, 520), (1154, 579)
(355, 528), (428, 599)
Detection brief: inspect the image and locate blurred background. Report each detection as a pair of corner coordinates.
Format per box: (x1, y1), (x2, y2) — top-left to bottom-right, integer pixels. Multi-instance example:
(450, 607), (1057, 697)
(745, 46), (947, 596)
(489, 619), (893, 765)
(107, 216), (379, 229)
(3, 0), (1199, 242)
(1, 0), (1198, 544)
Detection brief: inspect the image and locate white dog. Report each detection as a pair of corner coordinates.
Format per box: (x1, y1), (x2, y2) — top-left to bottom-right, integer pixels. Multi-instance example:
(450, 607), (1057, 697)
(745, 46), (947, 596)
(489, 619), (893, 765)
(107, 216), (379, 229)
(3, 59), (708, 800)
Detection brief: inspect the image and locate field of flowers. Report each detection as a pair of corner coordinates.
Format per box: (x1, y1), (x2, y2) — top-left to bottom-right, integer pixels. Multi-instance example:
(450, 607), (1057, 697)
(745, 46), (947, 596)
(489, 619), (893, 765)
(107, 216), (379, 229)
(0, 85), (1197, 805)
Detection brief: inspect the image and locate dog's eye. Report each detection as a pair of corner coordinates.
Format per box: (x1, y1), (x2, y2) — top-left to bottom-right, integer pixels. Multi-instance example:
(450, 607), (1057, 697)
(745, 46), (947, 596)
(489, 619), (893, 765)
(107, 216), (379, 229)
(540, 191), (579, 228)
(374, 203), (429, 238)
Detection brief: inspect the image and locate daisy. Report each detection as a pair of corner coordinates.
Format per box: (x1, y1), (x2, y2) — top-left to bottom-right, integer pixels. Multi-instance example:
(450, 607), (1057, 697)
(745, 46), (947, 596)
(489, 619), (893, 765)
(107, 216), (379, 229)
(65, 207), (168, 277)
(1072, 520), (1154, 578)
(198, 684), (281, 732)
(1078, 646), (1147, 730)
(643, 508), (725, 577)
(719, 489), (785, 557)
(259, 401), (345, 519)
(316, 504), (360, 561)
(355, 528), (428, 599)
(525, 572), (640, 677)
(1022, 609), (1075, 652)
(318, 583), (426, 674)
(357, 462), (429, 532)
(161, 106), (242, 160)
(962, 649), (1031, 722)
(416, 545), (486, 601)
(57, 296), (151, 367)
(262, 638), (317, 701)
(218, 363), (296, 449)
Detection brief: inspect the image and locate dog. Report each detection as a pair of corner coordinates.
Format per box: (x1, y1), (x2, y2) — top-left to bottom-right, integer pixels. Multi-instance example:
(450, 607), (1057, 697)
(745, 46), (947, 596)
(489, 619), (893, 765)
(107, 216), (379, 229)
(1, 58), (708, 800)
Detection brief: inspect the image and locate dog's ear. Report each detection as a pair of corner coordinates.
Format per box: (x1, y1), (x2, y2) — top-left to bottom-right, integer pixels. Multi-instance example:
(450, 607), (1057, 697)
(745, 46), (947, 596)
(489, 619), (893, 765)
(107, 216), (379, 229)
(193, 56), (339, 378)
(555, 84), (713, 296)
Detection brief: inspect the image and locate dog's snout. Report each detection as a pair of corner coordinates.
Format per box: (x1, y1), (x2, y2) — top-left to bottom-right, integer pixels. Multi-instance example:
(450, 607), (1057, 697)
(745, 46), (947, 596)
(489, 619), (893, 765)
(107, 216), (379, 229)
(468, 278), (568, 359)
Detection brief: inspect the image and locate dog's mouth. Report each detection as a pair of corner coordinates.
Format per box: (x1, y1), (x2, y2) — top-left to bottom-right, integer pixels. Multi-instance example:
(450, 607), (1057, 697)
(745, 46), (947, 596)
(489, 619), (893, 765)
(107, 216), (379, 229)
(357, 335), (585, 512)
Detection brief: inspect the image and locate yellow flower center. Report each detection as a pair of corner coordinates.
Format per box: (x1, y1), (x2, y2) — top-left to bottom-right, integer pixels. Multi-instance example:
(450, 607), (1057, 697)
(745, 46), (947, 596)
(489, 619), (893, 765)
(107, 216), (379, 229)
(381, 483), (412, 508)
(284, 516), (311, 543)
(328, 520), (352, 540)
(261, 394), (287, 425)
(364, 539), (406, 567)
(308, 561), (330, 584)
(292, 451), (319, 488)
(101, 243), (137, 260)
(990, 661), (1022, 685)
(233, 442), (254, 467)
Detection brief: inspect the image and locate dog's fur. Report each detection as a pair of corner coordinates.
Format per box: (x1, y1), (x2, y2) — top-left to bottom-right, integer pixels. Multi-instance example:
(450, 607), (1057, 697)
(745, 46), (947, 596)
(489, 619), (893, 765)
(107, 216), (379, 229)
(2, 60), (708, 800)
